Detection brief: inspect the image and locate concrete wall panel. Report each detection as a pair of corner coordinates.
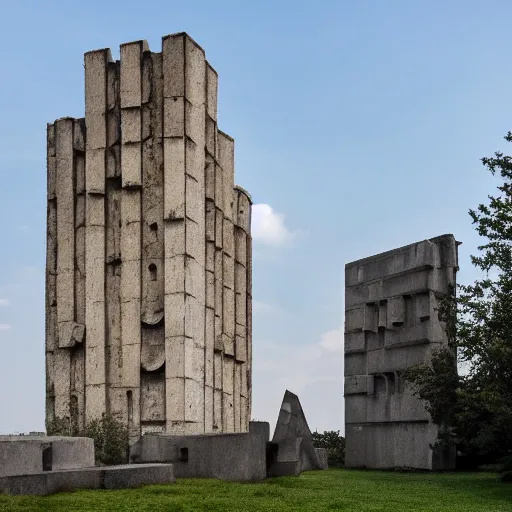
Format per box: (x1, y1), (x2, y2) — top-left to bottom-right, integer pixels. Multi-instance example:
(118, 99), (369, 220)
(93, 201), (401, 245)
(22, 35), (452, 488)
(344, 235), (458, 470)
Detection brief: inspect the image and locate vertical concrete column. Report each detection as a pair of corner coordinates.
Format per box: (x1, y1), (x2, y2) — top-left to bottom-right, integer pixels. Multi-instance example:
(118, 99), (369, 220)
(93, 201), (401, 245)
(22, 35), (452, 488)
(213, 149), (224, 431)
(119, 41), (147, 439)
(246, 225), (253, 426)
(163, 33), (206, 433)
(217, 130), (236, 432)
(204, 61), (218, 432)
(72, 118), (86, 430)
(105, 59), (123, 421)
(84, 49), (110, 421)
(45, 122), (57, 424)
(140, 50), (167, 430)
(53, 117), (75, 419)
(234, 186), (252, 431)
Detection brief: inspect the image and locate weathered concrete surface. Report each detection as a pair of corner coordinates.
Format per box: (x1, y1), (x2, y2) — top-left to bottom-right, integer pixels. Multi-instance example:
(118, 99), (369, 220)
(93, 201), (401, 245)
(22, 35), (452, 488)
(133, 431), (266, 482)
(249, 421), (270, 443)
(314, 448), (329, 470)
(269, 390), (324, 475)
(344, 235), (459, 470)
(0, 464), (175, 496)
(0, 436), (94, 477)
(46, 32), (253, 440)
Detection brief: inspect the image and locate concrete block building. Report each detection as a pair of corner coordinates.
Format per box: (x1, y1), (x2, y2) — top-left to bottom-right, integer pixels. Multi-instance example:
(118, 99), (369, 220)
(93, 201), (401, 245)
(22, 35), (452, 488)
(45, 33), (252, 440)
(344, 235), (458, 469)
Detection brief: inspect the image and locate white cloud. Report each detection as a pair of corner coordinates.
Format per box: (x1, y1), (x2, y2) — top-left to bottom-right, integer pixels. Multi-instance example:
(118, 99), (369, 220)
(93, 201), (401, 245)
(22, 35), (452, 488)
(0, 299), (9, 307)
(251, 204), (300, 247)
(253, 300), (273, 314)
(252, 326), (344, 434)
(319, 328), (343, 353)
(0, 324), (12, 331)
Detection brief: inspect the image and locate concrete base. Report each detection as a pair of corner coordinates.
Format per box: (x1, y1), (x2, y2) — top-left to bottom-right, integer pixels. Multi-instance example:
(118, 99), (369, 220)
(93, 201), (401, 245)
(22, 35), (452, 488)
(344, 422), (450, 470)
(0, 464), (175, 496)
(0, 436), (95, 477)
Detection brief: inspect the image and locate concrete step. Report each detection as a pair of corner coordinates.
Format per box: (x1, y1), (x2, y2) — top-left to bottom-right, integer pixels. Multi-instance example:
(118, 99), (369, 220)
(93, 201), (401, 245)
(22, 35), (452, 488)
(0, 463), (175, 496)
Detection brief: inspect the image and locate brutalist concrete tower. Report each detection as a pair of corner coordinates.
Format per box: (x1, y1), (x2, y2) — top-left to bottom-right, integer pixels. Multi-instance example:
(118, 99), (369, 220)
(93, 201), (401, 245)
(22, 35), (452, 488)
(45, 33), (253, 440)
(344, 235), (458, 470)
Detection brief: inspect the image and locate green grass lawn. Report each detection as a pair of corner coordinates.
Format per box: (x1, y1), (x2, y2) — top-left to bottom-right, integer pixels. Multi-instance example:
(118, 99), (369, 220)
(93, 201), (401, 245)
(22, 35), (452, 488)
(1, 469), (511, 512)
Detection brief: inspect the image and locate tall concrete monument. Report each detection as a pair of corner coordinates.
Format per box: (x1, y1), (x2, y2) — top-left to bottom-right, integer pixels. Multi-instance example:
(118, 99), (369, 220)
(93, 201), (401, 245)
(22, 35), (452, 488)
(45, 33), (253, 441)
(344, 235), (458, 470)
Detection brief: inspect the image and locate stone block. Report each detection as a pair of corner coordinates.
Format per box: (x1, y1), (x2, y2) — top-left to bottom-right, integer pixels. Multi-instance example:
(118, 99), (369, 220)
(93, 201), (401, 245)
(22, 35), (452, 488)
(135, 432), (266, 482)
(103, 463), (175, 489)
(314, 448), (328, 470)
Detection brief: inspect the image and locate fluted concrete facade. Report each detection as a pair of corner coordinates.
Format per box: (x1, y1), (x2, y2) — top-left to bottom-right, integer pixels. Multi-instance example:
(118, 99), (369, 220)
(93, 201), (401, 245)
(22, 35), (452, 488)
(344, 235), (458, 470)
(46, 33), (252, 440)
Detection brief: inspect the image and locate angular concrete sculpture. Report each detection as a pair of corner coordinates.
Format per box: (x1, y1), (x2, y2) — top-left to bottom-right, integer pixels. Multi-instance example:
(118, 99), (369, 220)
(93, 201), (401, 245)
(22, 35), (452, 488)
(268, 390), (325, 476)
(344, 235), (459, 470)
(45, 33), (253, 441)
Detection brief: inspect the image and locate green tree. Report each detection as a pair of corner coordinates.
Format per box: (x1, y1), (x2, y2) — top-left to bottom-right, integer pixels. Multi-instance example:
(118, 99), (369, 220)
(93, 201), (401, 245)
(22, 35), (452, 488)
(311, 430), (345, 466)
(406, 132), (512, 473)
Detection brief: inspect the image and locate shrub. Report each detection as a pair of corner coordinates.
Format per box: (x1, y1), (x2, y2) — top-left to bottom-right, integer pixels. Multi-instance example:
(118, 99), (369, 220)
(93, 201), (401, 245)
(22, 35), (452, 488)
(46, 413), (129, 466)
(83, 414), (129, 465)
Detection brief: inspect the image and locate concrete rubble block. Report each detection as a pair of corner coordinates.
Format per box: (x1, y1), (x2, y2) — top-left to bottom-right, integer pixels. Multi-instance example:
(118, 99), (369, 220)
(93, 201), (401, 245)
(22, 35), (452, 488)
(344, 235), (459, 470)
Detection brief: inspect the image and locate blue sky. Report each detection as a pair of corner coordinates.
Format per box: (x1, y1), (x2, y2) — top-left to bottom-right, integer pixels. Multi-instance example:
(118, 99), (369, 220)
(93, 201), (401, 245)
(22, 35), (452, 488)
(0, 0), (511, 435)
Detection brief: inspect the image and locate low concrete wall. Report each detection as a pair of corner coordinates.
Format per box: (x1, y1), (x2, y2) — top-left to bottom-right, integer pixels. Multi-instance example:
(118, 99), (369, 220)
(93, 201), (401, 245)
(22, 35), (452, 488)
(135, 430), (267, 482)
(0, 464), (175, 496)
